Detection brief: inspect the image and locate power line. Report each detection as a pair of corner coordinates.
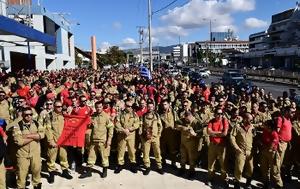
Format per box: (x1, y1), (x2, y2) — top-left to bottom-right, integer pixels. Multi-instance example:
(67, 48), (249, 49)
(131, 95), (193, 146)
(152, 0), (179, 15)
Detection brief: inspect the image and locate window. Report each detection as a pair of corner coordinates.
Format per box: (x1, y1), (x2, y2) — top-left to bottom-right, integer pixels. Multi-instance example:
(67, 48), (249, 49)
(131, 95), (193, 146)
(63, 61), (68, 66)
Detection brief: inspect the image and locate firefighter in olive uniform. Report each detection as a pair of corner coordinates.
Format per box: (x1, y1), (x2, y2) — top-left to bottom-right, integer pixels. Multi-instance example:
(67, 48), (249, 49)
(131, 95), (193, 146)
(79, 101), (114, 178)
(176, 111), (200, 179)
(0, 90), (11, 123)
(45, 101), (72, 184)
(115, 100), (140, 174)
(230, 113), (254, 189)
(160, 99), (178, 168)
(196, 101), (213, 167)
(140, 99), (163, 175)
(13, 107), (45, 189)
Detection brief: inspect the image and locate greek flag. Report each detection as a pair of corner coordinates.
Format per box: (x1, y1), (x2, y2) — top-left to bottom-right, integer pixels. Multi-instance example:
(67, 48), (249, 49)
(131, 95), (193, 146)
(140, 66), (152, 80)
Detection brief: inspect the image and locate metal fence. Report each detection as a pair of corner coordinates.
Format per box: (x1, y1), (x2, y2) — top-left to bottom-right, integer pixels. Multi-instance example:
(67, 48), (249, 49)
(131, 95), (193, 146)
(208, 66), (300, 86)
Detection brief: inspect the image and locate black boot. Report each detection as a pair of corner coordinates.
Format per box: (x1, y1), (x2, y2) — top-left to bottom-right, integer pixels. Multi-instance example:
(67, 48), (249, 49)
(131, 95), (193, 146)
(143, 167), (150, 175)
(177, 168), (186, 176)
(262, 181), (270, 189)
(114, 165), (123, 174)
(157, 168), (164, 175)
(33, 183), (42, 189)
(61, 169), (73, 180)
(171, 161), (177, 169)
(221, 180), (229, 189)
(284, 171), (292, 183)
(245, 178), (252, 189)
(102, 167), (108, 178)
(79, 168), (92, 179)
(130, 163), (138, 173)
(48, 172), (55, 184)
(187, 170), (196, 180)
(234, 181), (241, 189)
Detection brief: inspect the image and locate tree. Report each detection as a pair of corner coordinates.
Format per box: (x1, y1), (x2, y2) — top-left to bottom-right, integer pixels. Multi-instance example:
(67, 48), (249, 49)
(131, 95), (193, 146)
(196, 48), (204, 64)
(107, 46), (126, 65)
(96, 46), (126, 65)
(208, 51), (217, 67)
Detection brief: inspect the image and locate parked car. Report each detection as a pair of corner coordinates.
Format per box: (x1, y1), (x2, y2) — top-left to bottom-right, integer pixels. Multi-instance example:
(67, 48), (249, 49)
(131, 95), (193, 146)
(196, 68), (211, 76)
(181, 67), (193, 76)
(167, 69), (180, 76)
(198, 70), (209, 78)
(189, 71), (205, 83)
(222, 71), (246, 86)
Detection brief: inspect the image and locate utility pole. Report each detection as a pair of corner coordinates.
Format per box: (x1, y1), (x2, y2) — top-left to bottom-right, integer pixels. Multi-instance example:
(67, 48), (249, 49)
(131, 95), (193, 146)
(148, 0), (153, 72)
(209, 19), (212, 41)
(137, 26), (145, 65)
(27, 1), (32, 66)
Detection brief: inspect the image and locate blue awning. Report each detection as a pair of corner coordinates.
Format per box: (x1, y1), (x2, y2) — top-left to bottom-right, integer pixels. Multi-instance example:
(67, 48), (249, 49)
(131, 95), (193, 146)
(0, 15), (55, 46)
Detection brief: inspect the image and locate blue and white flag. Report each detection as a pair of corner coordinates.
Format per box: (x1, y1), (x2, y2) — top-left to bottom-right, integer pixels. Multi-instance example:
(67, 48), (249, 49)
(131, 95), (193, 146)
(140, 66), (152, 80)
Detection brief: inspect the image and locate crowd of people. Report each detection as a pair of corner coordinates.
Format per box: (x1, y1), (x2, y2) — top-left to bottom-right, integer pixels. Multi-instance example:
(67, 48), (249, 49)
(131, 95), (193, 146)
(0, 67), (299, 189)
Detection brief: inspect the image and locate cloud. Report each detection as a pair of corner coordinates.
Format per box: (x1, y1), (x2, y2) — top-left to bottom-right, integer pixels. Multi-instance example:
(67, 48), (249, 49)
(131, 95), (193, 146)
(244, 17), (268, 29)
(100, 41), (112, 49)
(122, 37), (137, 45)
(120, 37), (137, 49)
(99, 41), (111, 51)
(155, 0), (255, 39)
(112, 21), (122, 30)
(153, 26), (188, 38)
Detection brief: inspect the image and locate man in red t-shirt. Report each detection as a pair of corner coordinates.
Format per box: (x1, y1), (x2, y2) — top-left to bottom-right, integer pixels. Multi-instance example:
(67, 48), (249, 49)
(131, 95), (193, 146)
(206, 108), (229, 187)
(261, 119), (282, 189)
(16, 80), (31, 99)
(276, 107), (294, 167)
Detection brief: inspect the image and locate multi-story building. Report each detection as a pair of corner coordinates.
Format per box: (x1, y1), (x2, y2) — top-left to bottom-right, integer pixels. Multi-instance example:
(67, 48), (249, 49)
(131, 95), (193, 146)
(141, 50), (160, 62)
(172, 46), (181, 61)
(196, 41), (249, 54)
(244, 4), (300, 69)
(249, 31), (268, 51)
(0, 1), (75, 72)
(211, 30), (237, 42)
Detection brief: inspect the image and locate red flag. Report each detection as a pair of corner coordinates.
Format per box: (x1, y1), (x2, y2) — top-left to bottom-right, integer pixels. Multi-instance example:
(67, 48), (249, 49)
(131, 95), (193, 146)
(57, 115), (91, 147)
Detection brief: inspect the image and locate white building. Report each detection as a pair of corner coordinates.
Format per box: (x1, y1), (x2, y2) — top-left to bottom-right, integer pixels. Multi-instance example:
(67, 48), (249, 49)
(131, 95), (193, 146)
(141, 50), (160, 62)
(0, 2), (75, 72)
(196, 41), (249, 54)
(244, 4), (300, 69)
(181, 43), (189, 63)
(172, 46), (181, 61)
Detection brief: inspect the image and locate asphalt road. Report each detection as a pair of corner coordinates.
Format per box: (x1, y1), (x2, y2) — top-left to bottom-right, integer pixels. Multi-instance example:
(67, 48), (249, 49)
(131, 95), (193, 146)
(205, 76), (299, 98)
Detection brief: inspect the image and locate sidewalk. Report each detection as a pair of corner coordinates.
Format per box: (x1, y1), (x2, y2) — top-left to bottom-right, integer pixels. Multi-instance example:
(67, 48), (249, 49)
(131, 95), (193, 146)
(7, 162), (300, 189)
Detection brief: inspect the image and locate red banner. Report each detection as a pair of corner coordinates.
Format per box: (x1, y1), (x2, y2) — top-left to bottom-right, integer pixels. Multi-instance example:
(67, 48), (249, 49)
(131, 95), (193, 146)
(57, 115), (91, 147)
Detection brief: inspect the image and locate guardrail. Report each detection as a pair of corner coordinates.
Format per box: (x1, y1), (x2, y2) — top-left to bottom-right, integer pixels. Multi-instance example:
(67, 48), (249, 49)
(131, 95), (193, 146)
(208, 67), (300, 86)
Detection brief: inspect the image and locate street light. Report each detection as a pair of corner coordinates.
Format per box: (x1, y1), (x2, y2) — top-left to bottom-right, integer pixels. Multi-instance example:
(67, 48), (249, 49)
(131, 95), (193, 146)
(202, 18), (216, 65)
(202, 18), (216, 42)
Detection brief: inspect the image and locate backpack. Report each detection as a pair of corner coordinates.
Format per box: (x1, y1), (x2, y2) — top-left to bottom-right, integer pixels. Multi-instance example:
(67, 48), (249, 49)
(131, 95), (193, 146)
(0, 136), (6, 162)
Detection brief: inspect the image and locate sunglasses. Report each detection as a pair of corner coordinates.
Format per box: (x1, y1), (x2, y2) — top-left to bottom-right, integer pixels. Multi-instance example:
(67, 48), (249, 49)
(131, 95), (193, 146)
(46, 103), (53, 105)
(216, 112), (223, 115)
(55, 106), (62, 108)
(24, 113), (33, 116)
